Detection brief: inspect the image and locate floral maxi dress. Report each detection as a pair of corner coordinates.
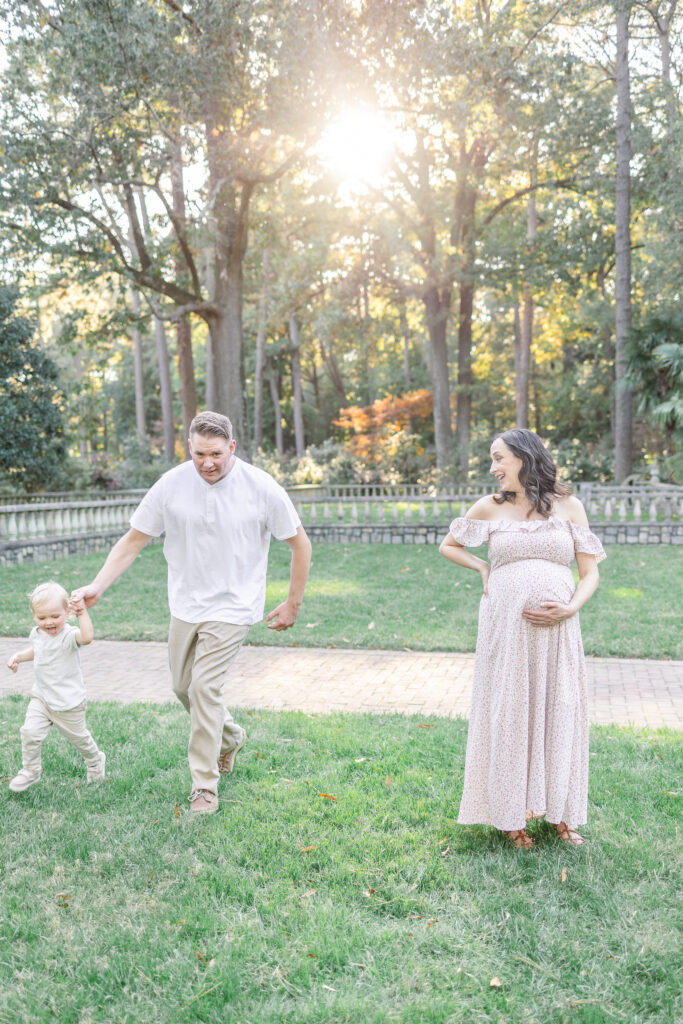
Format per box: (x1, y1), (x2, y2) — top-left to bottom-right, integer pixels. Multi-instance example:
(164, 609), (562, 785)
(449, 516), (606, 832)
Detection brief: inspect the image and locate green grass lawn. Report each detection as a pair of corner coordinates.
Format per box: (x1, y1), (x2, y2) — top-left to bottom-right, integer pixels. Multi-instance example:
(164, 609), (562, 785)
(0, 701), (680, 1024)
(0, 542), (681, 658)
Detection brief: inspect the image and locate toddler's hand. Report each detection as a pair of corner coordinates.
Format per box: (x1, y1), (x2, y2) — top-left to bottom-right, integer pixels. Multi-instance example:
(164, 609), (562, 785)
(7, 654), (19, 673)
(69, 598), (85, 617)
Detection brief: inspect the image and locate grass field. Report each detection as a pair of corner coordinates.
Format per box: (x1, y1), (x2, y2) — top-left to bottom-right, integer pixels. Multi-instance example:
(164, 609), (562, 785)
(0, 542), (681, 659)
(0, 701), (680, 1024)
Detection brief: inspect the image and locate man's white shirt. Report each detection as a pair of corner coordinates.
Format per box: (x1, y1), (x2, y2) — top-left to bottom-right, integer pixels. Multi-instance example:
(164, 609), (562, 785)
(130, 458), (301, 624)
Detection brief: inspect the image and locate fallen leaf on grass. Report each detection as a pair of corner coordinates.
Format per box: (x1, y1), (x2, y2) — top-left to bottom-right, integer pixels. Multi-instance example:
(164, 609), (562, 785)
(301, 889), (317, 898)
(362, 889), (376, 897)
(350, 962), (366, 970)
(196, 951), (206, 962)
(440, 846), (450, 856)
(561, 867), (568, 884)
(253, 752), (266, 759)
(385, 774), (391, 787)
(490, 977), (502, 988)
(299, 846), (317, 853)
(319, 793), (337, 801)
(322, 984), (336, 992)
(174, 804), (180, 818)
(418, 723), (434, 728)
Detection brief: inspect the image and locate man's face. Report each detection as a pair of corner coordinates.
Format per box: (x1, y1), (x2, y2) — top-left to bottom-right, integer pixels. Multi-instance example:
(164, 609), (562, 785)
(188, 432), (236, 485)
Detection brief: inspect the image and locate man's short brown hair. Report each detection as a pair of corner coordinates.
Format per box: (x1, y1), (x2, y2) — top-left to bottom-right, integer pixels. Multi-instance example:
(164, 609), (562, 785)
(189, 411), (233, 442)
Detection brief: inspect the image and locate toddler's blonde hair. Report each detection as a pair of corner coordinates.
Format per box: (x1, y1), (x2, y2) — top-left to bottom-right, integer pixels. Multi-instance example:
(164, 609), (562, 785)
(29, 581), (69, 613)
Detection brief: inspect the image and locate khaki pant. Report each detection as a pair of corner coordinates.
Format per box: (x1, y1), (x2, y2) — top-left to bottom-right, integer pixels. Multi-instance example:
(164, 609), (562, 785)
(20, 695), (101, 773)
(168, 617), (249, 793)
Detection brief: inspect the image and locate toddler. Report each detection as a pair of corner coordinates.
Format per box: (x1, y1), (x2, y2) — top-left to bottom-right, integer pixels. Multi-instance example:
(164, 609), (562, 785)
(7, 581), (105, 792)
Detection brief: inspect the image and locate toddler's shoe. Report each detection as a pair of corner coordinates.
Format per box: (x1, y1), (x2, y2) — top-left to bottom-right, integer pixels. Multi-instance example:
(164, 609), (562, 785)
(87, 751), (106, 783)
(9, 768), (41, 792)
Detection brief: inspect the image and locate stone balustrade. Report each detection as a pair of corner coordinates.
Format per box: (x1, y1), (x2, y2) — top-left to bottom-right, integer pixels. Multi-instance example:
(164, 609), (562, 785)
(0, 486), (681, 565)
(0, 498), (141, 542)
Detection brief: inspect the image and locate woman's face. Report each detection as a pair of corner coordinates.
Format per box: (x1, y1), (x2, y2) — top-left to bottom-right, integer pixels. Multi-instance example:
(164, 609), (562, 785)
(490, 438), (523, 493)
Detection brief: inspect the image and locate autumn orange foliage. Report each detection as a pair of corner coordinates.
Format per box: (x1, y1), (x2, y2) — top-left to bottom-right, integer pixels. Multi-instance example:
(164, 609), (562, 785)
(334, 389), (433, 463)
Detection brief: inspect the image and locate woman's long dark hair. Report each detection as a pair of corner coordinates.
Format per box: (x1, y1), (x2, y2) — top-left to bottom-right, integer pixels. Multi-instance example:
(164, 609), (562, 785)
(492, 428), (570, 517)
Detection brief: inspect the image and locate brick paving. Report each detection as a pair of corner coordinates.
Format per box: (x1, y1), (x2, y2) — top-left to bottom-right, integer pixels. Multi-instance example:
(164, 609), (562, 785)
(0, 637), (680, 729)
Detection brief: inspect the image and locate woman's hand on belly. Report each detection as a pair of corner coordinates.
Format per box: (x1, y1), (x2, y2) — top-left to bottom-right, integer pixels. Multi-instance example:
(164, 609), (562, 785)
(522, 601), (576, 627)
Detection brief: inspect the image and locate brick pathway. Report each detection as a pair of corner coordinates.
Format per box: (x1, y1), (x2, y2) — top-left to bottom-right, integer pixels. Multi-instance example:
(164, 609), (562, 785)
(0, 637), (680, 729)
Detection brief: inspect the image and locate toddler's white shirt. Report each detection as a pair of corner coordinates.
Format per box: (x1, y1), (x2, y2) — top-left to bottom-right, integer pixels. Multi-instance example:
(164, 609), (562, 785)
(30, 624), (85, 711)
(130, 458), (301, 624)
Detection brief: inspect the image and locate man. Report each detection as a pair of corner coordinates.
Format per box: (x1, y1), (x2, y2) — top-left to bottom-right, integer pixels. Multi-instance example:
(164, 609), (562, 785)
(71, 411), (311, 814)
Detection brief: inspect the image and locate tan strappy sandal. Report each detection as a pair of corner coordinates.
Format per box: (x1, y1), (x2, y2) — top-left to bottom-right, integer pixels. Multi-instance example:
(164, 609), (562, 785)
(503, 829), (533, 850)
(553, 822), (584, 846)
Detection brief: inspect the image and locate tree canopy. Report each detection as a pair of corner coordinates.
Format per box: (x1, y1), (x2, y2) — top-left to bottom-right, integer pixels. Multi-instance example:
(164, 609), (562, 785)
(0, 0), (681, 486)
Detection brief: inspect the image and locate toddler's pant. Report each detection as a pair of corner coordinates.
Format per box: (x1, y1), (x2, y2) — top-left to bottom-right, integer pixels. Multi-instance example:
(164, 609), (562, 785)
(20, 695), (101, 773)
(168, 617), (249, 794)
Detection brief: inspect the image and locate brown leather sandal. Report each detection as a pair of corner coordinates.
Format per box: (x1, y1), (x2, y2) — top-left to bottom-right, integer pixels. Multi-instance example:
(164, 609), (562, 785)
(503, 829), (533, 850)
(553, 822), (584, 846)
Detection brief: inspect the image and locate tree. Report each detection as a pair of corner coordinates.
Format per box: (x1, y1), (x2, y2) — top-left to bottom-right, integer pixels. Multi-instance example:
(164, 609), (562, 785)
(0, 286), (67, 490)
(0, 0), (346, 443)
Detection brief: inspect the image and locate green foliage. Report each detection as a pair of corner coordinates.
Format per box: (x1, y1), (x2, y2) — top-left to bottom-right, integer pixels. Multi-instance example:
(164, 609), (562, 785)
(0, 286), (67, 491)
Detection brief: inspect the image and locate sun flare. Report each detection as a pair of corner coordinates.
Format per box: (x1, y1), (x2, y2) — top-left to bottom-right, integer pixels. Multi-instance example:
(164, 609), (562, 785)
(317, 108), (397, 191)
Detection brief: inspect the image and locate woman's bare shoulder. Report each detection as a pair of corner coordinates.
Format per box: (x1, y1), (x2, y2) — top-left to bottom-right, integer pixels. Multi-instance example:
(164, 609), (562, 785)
(465, 494), (499, 520)
(553, 493), (589, 526)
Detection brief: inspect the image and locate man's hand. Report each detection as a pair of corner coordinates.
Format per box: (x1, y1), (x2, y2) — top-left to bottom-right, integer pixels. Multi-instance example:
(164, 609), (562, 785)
(265, 599), (300, 631)
(69, 584), (101, 610)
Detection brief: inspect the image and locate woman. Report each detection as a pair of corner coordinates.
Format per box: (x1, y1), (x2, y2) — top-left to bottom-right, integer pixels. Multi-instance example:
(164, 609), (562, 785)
(440, 429), (605, 849)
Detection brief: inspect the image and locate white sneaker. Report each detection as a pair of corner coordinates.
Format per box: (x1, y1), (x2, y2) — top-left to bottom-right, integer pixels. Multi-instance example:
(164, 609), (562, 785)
(9, 768), (41, 792)
(86, 751), (106, 783)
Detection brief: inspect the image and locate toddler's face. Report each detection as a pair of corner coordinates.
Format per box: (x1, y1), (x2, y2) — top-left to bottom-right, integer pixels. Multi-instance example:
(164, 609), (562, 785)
(32, 598), (68, 636)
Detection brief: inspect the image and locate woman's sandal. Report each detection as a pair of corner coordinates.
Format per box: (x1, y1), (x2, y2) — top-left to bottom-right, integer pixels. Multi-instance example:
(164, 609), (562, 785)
(553, 822), (584, 846)
(503, 829), (533, 850)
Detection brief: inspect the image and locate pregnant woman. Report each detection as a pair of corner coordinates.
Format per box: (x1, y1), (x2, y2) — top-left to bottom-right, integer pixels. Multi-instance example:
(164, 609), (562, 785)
(440, 429), (605, 849)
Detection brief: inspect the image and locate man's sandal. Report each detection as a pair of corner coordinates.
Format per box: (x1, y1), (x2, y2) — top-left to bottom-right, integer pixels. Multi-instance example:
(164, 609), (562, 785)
(503, 829), (533, 850)
(553, 822), (584, 846)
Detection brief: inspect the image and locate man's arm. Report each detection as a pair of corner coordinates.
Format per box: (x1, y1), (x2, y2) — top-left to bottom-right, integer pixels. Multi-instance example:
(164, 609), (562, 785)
(70, 528), (152, 608)
(266, 526), (312, 631)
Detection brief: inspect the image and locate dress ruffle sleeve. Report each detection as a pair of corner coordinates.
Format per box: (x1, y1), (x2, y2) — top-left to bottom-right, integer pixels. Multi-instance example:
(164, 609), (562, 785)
(448, 517), (492, 547)
(567, 521), (606, 563)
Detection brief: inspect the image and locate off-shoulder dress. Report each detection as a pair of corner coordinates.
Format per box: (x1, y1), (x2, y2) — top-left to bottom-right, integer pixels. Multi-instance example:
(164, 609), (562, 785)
(449, 516), (606, 832)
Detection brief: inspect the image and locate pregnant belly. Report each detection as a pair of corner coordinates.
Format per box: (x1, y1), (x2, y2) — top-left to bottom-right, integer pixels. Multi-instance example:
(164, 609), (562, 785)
(488, 558), (575, 610)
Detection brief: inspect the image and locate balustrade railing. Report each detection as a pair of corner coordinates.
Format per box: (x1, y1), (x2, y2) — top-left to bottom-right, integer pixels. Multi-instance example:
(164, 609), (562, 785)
(294, 489), (682, 528)
(0, 485), (680, 544)
(0, 499), (141, 542)
(0, 489), (145, 506)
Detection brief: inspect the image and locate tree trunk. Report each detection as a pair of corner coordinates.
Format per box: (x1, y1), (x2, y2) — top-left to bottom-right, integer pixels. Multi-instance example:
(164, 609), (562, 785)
(154, 316), (176, 463)
(203, 250), (216, 410)
(615, 4), (633, 481)
(205, 125), (253, 443)
(400, 305), (410, 390)
(318, 336), (346, 404)
(253, 248), (270, 450)
(456, 278), (473, 477)
(129, 287), (146, 438)
(517, 155), (537, 429)
(171, 144), (197, 452)
(423, 286), (453, 477)
(267, 363), (284, 455)
(289, 313), (305, 457)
